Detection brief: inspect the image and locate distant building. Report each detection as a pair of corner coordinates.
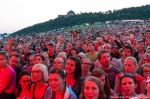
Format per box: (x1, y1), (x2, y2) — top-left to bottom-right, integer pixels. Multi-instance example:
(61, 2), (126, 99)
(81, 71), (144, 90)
(58, 10), (75, 18)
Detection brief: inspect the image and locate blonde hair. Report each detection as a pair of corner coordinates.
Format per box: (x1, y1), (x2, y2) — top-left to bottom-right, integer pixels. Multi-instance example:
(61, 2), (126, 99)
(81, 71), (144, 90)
(31, 63), (48, 82)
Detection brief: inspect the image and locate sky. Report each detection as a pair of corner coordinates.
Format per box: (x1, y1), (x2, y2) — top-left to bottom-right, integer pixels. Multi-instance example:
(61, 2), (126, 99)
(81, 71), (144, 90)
(0, 0), (149, 34)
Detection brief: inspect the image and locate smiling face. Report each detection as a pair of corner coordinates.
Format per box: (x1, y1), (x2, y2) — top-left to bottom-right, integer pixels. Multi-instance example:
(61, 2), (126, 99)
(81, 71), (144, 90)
(19, 75), (31, 90)
(84, 81), (99, 99)
(121, 77), (136, 96)
(65, 59), (76, 74)
(49, 73), (64, 92)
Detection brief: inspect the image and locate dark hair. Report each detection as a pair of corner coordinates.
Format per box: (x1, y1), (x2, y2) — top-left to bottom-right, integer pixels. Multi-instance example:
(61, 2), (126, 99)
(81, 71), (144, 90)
(16, 71), (31, 97)
(67, 46), (79, 58)
(87, 41), (95, 46)
(97, 50), (109, 60)
(122, 46), (132, 54)
(68, 56), (82, 80)
(12, 48), (21, 54)
(0, 51), (9, 60)
(91, 69), (111, 96)
(120, 73), (136, 85)
(145, 30), (150, 34)
(34, 53), (45, 61)
(11, 54), (22, 63)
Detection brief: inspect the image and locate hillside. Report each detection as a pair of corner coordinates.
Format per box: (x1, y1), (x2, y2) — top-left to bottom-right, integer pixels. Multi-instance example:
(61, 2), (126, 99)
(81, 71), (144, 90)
(11, 5), (150, 35)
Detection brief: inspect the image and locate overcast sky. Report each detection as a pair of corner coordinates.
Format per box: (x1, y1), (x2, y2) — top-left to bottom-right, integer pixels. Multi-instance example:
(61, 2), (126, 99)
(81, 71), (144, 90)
(0, 0), (149, 34)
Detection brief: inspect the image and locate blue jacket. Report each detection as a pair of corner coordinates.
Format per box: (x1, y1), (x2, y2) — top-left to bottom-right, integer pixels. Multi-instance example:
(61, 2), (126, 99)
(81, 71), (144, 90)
(44, 86), (78, 99)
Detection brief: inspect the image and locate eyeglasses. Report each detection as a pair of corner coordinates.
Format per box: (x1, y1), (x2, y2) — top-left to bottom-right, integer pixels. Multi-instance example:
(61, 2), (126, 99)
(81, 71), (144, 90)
(120, 73), (133, 78)
(31, 70), (42, 74)
(82, 63), (91, 66)
(21, 80), (31, 83)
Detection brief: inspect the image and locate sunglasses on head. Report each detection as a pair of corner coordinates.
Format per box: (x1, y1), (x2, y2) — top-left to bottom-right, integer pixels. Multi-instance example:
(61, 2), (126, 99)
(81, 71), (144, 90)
(120, 73), (133, 78)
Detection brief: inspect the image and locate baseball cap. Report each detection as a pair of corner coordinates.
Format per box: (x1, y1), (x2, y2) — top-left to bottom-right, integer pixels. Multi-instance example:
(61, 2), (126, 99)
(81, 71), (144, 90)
(48, 41), (56, 46)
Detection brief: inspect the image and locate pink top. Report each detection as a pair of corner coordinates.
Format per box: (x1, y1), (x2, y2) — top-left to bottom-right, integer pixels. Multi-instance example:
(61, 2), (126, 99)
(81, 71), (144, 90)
(0, 66), (16, 93)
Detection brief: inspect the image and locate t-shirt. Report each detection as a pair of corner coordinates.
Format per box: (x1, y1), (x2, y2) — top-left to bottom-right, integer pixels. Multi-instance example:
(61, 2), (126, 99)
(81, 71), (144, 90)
(85, 51), (98, 62)
(103, 66), (120, 89)
(0, 66), (16, 93)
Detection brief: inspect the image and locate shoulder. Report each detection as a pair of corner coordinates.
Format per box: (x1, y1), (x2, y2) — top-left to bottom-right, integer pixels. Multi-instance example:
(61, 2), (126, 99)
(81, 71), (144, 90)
(66, 86), (78, 99)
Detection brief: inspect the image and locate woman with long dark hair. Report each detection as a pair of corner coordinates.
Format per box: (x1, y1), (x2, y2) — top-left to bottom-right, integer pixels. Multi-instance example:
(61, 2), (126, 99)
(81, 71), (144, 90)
(15, 71), (31, 99)
(92, 69), (115, 99)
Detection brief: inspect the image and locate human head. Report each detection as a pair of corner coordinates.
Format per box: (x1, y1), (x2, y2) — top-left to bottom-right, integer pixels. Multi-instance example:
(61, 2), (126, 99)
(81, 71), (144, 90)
(81, 58), (91, 72)
(141, 53), (150, 64)
(16, 71), (31, 97)
(9, 54), (22, 69)
(98, 50), (110, 68)
(140, 63), (150, 79)
(137, 40), (145, 50)
(121, 46), (132, 59)
(57, 52), (67, 64)
(31, 63), (48, 82)
(145, 30), (150, 39)
(87, 42), (95, 51)
(34, 53), (45, 64)
(65, 56), (82, 80)
(91, 69), (110, 96)
(81, 76), (105, 99)
(102, 43), (111, 53)
(29, 55), (35, 66)
(0, 51), (9, 67)
(124, 56), (138, 74)
(120, 73), (137, 96)
(48, 67), (65, 92)
(47, 41), (55, 53)
(53, 57), (65, 69)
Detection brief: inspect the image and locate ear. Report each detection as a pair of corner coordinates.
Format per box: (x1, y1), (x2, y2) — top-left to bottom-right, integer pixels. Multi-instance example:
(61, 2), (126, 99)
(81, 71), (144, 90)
(135, 83), (137, 88)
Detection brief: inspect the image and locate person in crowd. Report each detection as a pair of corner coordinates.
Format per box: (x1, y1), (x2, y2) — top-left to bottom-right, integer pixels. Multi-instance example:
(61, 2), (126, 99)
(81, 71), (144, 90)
(57, 52), (67, 65)
(81, 58), (91, 78)
(27, 55), (35, 73)
(92, 69), (115, 99)
(81, 43), (89, 54)
(53, 57), (65, 69)
(30, 63), (50, 99)
(95, 37), (104, 51)
(97, 43), (123, 71)
(119, 46), (133, 65)
(115, 73), (137, 99)
(63, 42), (73, 54)
(45, 67), (77, 99)
(137, 53), (150, 73)
(15, 71), (31, 99)
(80, 76), (106, 99)
(67, 46), (79, 58)
(34, 53), (45, 65)
(42, 52), (51, 71)
(40, 41), (48, 51)
(114, 56), (146, 94)
(9, 54), (23, 88)
(47, 41), (57, 64)
(111, 43), (120, 59)
(85, 41), (98, 63)
(97, 50), (120, 89)
(134, 40), (145, 62)
(65, 56), (84, 98)
(0, 51), (16, 99)
(140, 63), (150, 79)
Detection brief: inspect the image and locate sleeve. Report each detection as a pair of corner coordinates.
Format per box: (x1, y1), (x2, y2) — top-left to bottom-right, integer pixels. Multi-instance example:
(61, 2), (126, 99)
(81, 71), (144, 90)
(43, 86), (52, 99)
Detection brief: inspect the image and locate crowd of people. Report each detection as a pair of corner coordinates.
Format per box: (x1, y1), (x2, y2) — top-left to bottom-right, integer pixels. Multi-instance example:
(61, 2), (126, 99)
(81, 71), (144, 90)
(0, 22), (150, 99)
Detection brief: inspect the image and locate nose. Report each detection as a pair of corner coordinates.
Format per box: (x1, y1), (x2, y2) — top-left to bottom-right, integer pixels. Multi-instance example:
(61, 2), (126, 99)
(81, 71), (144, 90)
(89, 88), (92, 93)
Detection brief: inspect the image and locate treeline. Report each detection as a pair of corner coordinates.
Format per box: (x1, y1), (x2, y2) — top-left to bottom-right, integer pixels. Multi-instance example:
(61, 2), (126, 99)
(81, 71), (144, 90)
(12, 5), (150, 35)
